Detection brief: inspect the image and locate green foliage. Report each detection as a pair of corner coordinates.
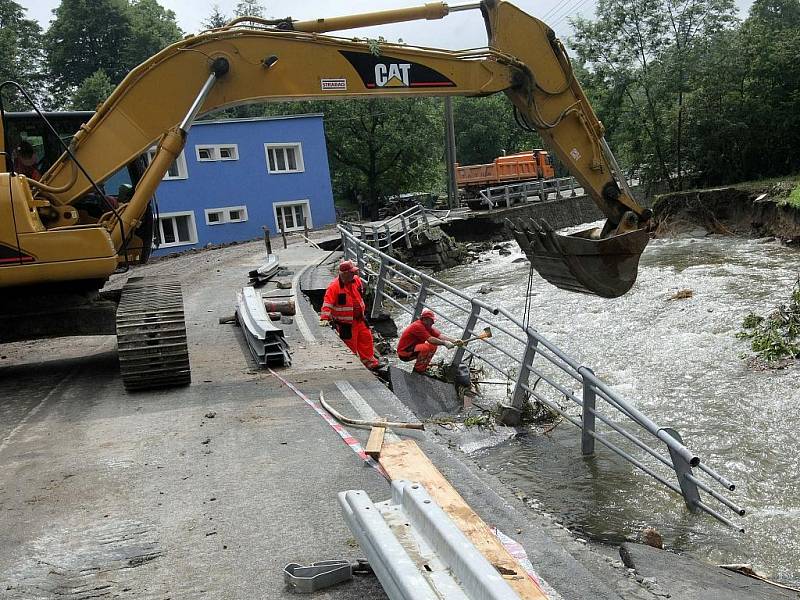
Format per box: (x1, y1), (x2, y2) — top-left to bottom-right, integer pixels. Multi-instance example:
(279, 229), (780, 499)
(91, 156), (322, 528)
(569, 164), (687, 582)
(45, 0), (132, 92)
(202, 4), (229, 29)
(234, 0), (265, 18)
(571, 0), (738, 191)
(0, 0), (44, 109)
(44, 0), (181, 108)
(737, 279), (800, 362)
(452, 95), (544, 166)
(70, 69), (115, 110)
(788, 185), (800, 209)
(125, 0), (182, 68)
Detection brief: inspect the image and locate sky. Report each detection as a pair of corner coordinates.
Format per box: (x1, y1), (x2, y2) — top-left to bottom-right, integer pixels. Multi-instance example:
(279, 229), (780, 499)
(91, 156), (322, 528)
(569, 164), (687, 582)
(21, 0), (756, 50)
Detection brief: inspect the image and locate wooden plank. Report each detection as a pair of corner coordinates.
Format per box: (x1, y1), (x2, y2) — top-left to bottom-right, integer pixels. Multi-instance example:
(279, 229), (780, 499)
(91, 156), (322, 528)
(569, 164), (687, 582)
(365, 426), (386, 458)
(379, 439), (549, 600)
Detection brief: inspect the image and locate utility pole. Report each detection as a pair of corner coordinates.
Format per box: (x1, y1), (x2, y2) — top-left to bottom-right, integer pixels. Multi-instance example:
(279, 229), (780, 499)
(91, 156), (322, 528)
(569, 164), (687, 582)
(444, 97), (458, 209)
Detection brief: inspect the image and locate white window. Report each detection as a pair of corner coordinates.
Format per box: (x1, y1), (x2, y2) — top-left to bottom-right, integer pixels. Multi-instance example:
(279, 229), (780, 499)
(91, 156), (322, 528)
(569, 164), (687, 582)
(265, 143), (304, 173)
(204, 205), (248, 225)
(156, 211), (197, 247)
(205, 209), (224, 225)
(146, 147), (188, 180)
(195, 144), (239, 162)
(273, 200), (311, 233)
(226, 206), (247, 222)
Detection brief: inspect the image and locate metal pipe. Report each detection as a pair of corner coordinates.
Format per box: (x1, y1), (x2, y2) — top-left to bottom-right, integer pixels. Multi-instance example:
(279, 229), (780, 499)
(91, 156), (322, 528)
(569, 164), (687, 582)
(291, 2), (450, 34)
(180, 71), (220, 133)
(686, 474), (745, 516)
(697, 463), (736, 491)
(694, 499), (744, 532)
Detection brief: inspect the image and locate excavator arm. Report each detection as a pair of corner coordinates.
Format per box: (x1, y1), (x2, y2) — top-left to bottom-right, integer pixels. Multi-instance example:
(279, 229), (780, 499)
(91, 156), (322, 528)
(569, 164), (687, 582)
(2, 0), (649, 297)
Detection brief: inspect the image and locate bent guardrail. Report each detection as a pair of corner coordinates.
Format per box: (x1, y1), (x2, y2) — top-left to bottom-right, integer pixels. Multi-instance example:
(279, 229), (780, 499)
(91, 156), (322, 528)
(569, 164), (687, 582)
(341, 204), (452, 254)
(338, 225), (744, 530)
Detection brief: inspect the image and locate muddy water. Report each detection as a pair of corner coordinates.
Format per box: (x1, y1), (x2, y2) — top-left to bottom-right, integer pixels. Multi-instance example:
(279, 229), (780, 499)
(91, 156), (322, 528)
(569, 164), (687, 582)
(437, 231), (800, 584)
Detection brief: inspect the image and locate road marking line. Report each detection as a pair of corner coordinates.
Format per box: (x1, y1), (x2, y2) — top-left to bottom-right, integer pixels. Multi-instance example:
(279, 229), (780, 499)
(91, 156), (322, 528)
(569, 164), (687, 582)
(268, 369), (387, 478)
(291, 265), (316, 343)
(0, 369), (79, 455)
(335, 380), (401, 444)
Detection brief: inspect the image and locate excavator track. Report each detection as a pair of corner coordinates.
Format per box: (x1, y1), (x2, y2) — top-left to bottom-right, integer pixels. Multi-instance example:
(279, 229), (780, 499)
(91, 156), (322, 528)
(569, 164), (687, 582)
(116, 277), (191, 391)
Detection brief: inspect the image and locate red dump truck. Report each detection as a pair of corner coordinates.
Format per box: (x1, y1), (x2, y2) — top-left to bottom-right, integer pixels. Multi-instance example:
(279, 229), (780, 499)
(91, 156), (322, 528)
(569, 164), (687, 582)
(455, 150), (555, 198)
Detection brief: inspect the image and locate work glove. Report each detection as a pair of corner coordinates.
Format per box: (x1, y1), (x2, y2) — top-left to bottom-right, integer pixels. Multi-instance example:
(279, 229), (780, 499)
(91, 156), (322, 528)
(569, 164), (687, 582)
(319, 319), (329, 327)
(444, 341), (455, 349)
(453, 339), (465, 347)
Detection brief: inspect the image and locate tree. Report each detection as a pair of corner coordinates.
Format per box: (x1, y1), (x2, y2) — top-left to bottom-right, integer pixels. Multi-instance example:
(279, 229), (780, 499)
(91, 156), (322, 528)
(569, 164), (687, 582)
(70, 68), (115, 109)
(125, 0), (182, 67)
(323, 98), (444, 218)
(452, 95), (545, 166)
(202, 4), (229, 29)
(45, 0), (131, 94)
(234, 0), (265, 18)
(570, 0), (737, 189)
(0, 0), (44, 109)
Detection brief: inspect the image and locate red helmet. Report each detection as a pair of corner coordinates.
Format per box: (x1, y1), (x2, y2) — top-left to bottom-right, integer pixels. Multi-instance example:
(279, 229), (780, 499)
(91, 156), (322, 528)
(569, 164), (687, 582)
(339, 260), (359, 274)
(420, 309), (435, 321)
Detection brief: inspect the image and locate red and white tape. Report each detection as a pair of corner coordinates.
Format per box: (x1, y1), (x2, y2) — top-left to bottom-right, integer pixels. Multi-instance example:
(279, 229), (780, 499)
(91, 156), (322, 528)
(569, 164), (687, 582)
(269, 368), (388, 478)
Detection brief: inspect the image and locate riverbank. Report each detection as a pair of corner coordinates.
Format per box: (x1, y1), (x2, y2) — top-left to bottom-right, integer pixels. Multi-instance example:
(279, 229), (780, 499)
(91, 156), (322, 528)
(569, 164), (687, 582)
(652, 181), (800, 242)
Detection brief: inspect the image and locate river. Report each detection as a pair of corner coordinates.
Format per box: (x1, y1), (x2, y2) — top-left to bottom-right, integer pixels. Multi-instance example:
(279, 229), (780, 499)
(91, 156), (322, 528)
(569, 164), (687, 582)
(427, 228), (800, 584)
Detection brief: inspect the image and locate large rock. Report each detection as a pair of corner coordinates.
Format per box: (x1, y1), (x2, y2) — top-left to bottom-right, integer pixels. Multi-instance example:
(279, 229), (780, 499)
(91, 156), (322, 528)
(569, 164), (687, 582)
(619, 543), (797, 600)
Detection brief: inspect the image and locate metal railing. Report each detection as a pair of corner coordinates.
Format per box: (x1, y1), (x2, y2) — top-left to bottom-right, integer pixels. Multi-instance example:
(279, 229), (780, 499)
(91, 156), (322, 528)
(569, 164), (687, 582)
(339, 225), (744, 530)
(475, 176), (582, 210)
(472, 175), (642, 210)
(341, 204), (452, 253)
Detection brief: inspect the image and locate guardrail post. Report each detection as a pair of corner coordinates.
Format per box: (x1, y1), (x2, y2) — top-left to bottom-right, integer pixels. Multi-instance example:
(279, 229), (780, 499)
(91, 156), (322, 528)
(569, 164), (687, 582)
(504, 186), (511, 208)
(372, 227), (380, 250)
(413, 282), (428, 319)
(262, 226), (272, 255)
(371, 257), (388, 319)
(555, 178), (562, 199)
(503, 328), (539, 426)
(355, 239), (366, 273)
(570, 176), (577, 197)
(400, 214), (412, 248)
(384, 223), (393, 255)
(359, 223), (366, 242)
(578, 366), (596, 456)
(538, 179), (546, 202)
(662, 427), (702, 512)
(451, 300), (480, 367)
(421, 209), (429, 228)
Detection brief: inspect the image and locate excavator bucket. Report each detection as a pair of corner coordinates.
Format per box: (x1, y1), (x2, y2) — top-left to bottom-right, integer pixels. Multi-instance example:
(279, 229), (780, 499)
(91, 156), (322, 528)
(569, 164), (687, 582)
(508, 218), (649, 298)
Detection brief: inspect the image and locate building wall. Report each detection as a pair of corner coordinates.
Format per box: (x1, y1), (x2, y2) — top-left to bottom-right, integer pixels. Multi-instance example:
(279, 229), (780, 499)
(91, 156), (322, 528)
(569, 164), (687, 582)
(150, 114), (334, 255)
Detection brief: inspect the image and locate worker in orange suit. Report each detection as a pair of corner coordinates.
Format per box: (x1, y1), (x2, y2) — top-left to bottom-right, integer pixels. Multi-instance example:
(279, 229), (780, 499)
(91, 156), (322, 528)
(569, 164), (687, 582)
(319, 260), (381, 370)
(397, 309), (462, 374)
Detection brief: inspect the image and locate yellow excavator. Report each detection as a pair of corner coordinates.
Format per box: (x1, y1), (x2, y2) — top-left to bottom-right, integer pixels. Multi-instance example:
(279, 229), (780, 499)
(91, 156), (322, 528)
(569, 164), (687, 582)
(0, 0), (651, 390)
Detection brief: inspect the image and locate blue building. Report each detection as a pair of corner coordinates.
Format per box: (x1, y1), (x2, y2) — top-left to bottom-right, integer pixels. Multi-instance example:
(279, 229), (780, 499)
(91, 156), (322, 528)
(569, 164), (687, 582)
(146, 114), (335, 255)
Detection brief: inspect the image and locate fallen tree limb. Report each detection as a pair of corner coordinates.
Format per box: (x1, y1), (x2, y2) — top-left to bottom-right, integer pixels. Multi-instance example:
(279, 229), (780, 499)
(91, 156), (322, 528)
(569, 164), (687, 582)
(319, 391), (424, 430)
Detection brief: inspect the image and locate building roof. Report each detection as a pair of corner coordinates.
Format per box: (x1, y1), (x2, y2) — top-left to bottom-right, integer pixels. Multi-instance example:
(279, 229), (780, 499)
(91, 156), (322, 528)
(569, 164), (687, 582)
(194, 113), (324, 127)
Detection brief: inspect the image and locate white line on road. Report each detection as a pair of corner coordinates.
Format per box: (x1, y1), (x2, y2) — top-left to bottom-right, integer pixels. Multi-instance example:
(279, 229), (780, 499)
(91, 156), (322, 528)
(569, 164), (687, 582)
(291, 265), (316, 343)
(335, 380), (401, 444)
(0, 369), (80, 455)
